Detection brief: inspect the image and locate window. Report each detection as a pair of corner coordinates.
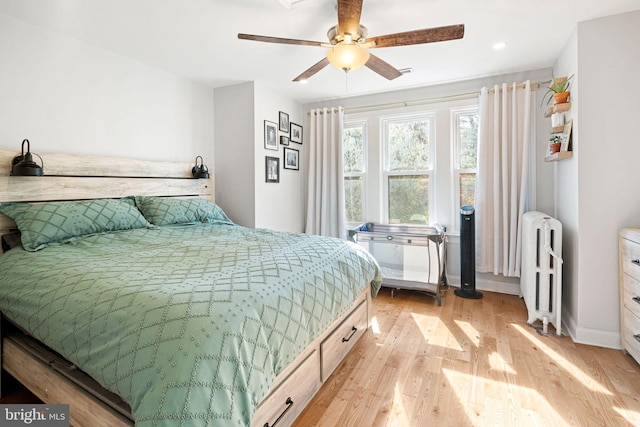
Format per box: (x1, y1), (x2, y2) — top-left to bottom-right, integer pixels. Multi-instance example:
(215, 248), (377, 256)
(343, 122), (366, 224)
(382, 114), (434, 225)
(452, 107), (479, 227)
(342, 98), (478, 232)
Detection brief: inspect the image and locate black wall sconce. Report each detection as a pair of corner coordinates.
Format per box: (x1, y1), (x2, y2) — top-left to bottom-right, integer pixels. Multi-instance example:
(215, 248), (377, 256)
(11, 139), (43, 176)
(191, 155), (209, 179)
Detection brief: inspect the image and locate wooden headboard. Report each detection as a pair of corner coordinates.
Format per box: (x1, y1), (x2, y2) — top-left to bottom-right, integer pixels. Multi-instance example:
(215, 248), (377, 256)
(0, 149), (214, 239)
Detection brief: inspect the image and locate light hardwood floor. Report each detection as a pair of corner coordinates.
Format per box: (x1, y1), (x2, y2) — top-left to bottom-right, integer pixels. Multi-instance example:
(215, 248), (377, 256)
(293, 287), (640, 426)
(3, 287), (640, 426)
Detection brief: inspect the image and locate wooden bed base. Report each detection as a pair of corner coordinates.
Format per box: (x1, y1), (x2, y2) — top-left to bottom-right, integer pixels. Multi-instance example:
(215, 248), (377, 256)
(0, 149), (372, 426)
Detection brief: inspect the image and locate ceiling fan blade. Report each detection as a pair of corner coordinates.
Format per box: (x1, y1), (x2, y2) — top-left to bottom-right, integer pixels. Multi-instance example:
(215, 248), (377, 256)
(293, 57), (330, 82)
(366, 24), (465, 48)
(365, 54), (402, 80)
(238, 33), (324, 47)
(337, 0), (363, 36)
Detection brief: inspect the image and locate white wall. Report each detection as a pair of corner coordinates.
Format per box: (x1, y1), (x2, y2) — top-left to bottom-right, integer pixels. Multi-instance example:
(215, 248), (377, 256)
(214, 82), (305, 232)
(0, 13), (214, 163)
(558, 9), (640, 348)
(254, 84), (305, 232)
(214, 82), (256, 227)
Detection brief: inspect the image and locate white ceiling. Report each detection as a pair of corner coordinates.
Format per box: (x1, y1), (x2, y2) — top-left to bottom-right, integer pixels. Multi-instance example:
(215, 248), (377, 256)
(2, 0), (640, 104)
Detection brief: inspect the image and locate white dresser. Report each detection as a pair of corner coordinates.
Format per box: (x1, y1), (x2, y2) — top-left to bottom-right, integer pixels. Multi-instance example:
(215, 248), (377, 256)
(619, 228), (640, 365)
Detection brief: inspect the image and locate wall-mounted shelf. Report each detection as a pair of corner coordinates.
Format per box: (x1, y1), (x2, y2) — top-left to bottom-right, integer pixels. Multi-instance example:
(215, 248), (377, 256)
(545, 151), (573, 162)
(544, 102), (571, 118)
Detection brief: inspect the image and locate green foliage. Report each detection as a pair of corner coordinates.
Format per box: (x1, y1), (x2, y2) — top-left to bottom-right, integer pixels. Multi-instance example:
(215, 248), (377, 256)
(343, 127), (365, 173)
(344, 176), (363, 223)
(458, 113), (478, 169)
(388, 175), (429, 224)
(387, 119), (431, 171)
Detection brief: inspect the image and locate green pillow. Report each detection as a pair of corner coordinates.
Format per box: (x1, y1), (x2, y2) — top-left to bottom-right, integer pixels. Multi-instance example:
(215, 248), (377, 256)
(134, 197), (234, 226)
(0, 197), (152, 251)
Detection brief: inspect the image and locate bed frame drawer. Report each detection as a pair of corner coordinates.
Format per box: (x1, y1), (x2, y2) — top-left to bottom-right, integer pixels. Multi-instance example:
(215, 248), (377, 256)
(320, 300), (367, 382)
(252, 350), (319, 427)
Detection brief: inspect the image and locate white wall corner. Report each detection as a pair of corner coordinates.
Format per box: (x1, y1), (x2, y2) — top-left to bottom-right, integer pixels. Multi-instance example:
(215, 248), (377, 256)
(562, 307), (622, 350)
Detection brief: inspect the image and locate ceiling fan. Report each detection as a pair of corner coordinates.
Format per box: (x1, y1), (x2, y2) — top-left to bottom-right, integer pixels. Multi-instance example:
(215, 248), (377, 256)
(238, 0), (464, 82)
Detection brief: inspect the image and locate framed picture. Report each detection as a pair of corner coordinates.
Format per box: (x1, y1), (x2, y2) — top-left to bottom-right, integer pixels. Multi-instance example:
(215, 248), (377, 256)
(283, 147), (299, 170)
(265, 156), (279, 183)
(560, 119), (573, 152)
(279, 111), (290, 132)
(290, 122), (303, 144)
(264, 120), (278, 151)
(280, 135), (289, 146)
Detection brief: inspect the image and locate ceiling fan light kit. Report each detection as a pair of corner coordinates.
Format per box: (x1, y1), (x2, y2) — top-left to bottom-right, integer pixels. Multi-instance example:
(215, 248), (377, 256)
(238, 0), (464, 82)
(327, 42), (370, 72)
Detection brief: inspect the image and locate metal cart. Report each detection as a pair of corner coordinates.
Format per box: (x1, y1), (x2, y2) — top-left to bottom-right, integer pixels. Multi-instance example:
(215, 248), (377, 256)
(349, 223), (448, 305)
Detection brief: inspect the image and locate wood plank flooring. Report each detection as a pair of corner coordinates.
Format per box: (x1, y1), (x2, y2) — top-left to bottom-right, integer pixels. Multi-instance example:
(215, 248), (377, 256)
(2, 287), (640, 426)
(293, 287), (640, 426)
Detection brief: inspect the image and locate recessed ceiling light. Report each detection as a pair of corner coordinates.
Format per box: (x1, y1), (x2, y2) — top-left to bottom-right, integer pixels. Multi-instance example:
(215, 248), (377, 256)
(298, 79), (308, 84)
(493, 42), (507, 50)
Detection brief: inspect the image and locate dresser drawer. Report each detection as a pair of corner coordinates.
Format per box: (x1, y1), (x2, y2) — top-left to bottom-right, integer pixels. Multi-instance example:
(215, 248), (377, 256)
(622, 307), (640, 365)
(320, 300), (367, 382)
(251, 350), (319, 427)
(622, 272), (640, 319)
(621, 237), (640, 281)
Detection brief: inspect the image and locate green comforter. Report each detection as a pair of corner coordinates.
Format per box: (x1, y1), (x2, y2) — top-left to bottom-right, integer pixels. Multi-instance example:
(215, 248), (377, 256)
(0, 224), (381, 426)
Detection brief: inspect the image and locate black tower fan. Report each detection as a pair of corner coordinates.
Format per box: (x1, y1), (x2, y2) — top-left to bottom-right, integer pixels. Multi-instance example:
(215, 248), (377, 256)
(455, 205), (483, 299)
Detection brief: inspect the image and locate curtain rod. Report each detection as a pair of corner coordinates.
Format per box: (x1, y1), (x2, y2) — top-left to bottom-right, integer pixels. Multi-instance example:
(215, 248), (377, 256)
(307, 79), (551, 115)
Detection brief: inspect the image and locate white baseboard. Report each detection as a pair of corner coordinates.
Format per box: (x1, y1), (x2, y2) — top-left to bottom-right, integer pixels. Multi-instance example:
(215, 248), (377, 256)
(562, 309), (621, 349)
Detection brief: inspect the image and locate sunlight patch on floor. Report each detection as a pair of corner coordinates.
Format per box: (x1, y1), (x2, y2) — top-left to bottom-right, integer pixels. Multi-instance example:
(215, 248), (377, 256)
(512, 323), (613, 395)
(371, 315), (381, 334)
(443, 367), (566, 425)
(489, 351), (517, 374)
(613, 406), (640, 425)
(388, 383), (411, 426)
(454, 320), (480, 347)
(411, 312), (463, 351)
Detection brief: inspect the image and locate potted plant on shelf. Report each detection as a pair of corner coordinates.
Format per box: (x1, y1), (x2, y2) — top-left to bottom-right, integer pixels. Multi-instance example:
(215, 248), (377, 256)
(542, 74), (574, 106)
(549, 135), (562, 154)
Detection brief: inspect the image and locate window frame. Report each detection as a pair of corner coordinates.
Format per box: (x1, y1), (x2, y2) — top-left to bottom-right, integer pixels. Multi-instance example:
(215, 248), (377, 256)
(381, 112), (436, 226)
(451, 106), (479, 232)
(342, 120), (368, 226)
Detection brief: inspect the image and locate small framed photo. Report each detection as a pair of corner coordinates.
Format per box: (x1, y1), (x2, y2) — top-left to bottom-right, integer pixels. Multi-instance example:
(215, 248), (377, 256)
(561, 119), (573, 152)
(264, 120), (278, 151)
(279, 111), (290, 132)
(280, 135), (289, 146)
(265, 156), (280, 183)
(283, 147), (299, 170)
(290, 122), (303, 144)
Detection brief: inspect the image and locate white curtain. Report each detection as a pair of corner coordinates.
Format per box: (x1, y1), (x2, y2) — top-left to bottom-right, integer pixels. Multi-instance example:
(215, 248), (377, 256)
(475, 81), (535, 277)
(305, 107), (346, 239)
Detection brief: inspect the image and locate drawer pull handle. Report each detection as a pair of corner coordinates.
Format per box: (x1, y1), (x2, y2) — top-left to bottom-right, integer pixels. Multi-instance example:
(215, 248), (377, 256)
(632, 259), (640, 265)
(633, 296), (640, 304)
(634, 334), (640, 344)
(263, 397), (293, 427)
(342, 326), (358, 342)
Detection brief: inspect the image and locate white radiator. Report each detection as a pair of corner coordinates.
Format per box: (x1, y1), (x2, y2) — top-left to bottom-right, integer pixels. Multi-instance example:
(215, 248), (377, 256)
(521, 211), (563, 336)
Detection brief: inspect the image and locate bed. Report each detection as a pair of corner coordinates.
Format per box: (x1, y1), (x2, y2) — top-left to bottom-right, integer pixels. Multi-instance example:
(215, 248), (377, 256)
(0, 149), (381, 426)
